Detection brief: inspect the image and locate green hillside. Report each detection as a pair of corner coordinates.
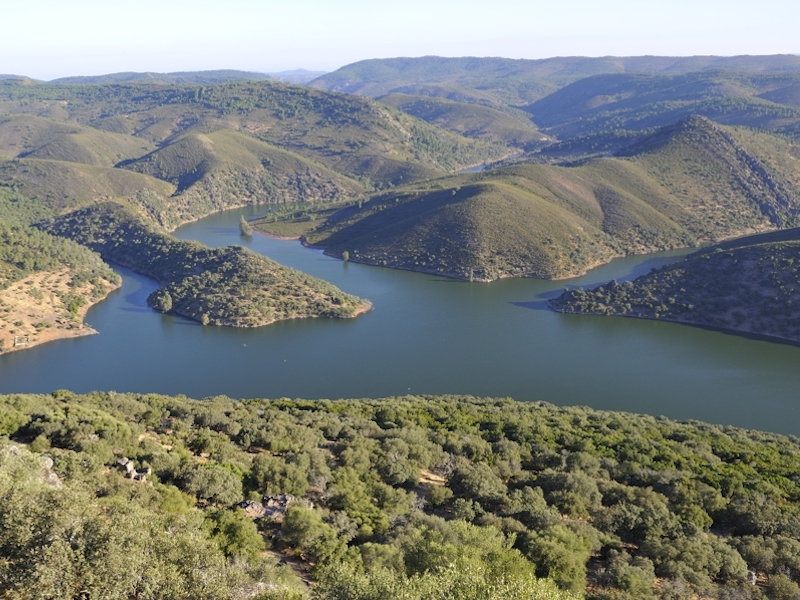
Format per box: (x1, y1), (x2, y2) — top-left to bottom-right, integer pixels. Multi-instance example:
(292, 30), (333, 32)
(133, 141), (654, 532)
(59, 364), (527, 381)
(549, 227), (800, 343)
(0, 114), (155, 167)
(42, 203), (370, 327)
(0, 79), (506, 187)
(262, 117), (800, 280)
(3, 392), (800, 599)
(121, 129), (366, 228)
(0, 157), (176, 217)
(377, 93), (547, 149)
(526, 71), (800, 140)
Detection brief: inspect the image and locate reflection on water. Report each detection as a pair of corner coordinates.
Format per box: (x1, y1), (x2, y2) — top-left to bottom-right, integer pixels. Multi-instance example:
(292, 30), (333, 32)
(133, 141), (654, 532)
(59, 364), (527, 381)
(2, 207), (799, 436)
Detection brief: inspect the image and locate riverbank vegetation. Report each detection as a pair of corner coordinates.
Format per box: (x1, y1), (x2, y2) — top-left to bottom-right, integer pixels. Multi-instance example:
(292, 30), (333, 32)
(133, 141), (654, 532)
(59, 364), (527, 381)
(2, 392), (800, 599)
(0, 187), (120, 353)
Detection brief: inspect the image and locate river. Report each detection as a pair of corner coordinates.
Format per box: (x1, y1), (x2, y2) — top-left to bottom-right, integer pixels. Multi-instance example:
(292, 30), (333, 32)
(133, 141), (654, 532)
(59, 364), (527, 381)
(2, 206), (799, 435)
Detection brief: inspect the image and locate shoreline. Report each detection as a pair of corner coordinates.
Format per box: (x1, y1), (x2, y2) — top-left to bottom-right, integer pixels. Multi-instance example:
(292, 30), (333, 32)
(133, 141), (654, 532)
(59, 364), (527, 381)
(0, 273), (121, 356)
(547, 302), (800, 348)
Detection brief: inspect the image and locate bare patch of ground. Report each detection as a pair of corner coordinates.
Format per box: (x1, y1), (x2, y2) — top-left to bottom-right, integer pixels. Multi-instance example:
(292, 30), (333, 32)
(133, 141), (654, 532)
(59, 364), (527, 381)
(0, 269), (119, 355)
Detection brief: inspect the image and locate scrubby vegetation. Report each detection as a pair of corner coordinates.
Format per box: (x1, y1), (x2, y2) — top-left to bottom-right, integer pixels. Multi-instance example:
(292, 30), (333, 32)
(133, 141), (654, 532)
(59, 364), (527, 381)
(550, 227), (800, 343)
(41, 203), (370, 327)
(3, 392), (800, 598)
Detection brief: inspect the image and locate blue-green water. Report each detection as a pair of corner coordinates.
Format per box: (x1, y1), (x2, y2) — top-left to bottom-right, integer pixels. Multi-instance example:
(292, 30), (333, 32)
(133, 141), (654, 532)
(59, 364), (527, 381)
(2, 206), (800, 435)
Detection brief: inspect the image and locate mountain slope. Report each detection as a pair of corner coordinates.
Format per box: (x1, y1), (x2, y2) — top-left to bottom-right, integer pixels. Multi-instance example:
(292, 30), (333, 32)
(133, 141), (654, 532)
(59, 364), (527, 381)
(0, 114), (155, 167)
(377, 93), (546, 148)
(264, 118), (800, 280)
(527, 71), (800, 139)
(49, 70), (274, 85)
(42, 203), (370, 327)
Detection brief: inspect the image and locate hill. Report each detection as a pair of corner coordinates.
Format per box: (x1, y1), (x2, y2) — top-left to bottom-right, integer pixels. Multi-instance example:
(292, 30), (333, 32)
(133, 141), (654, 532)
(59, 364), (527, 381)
(549, 227), (800, 343)
(41, 203), (370, 327)
(266, 69), (328, 84)
(0, 114), (155, 166)
(259, 117), (800, 281)
(0, 79), (508, 232)
(377, 93), (547, 149)
(526, 71), (800, 141)
(49, 69), (274, 85)
(3, 391), (800, 599)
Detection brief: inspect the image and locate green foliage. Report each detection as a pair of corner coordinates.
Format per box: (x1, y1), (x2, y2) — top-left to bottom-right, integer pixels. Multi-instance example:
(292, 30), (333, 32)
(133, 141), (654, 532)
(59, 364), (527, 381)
(204, 508), (266, 559)
(527, 70), (800, 140)
(3, 392), (799, 599)
(280, 116), (800, 281)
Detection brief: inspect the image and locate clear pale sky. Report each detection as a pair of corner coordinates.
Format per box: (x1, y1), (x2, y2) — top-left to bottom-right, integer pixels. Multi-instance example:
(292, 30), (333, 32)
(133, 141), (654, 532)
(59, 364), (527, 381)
(2, 0), (798, 80)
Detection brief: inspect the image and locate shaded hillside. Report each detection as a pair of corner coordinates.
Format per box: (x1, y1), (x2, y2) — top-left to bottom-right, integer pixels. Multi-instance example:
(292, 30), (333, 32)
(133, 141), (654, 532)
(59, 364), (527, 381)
(0, 158), (176, 219)
(311, 55), (800, 105)
(4, 392), (800, 599)
(42, 203), (370, 327)
(265, 118), (800, 281)
(378, 93), (547, 149)
(549, 228), (800, 343)
(527, 71), (800, 140)
(49, 69), (274, 85)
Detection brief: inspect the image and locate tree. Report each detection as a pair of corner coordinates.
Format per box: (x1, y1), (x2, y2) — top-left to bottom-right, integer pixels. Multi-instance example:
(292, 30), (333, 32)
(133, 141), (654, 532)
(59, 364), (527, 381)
(240, 216), (253, 237)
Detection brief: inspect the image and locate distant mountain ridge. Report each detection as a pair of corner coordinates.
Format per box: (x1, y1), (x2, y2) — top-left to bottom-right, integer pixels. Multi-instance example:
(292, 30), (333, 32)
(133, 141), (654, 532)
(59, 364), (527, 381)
(310, 55), (800, 104)
(49, 70), (274, 85)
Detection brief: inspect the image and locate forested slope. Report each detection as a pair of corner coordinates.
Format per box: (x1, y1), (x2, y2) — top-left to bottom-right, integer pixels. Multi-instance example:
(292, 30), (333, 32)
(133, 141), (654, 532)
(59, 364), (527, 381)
(549, 227), (800, 343)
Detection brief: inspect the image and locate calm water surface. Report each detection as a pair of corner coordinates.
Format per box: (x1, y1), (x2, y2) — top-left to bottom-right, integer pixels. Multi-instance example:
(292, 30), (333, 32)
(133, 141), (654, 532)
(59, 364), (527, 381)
(2, 206), (800, 435)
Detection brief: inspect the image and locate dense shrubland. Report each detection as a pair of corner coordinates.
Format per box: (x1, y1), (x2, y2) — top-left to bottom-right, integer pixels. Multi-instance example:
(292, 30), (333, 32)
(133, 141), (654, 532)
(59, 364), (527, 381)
(2, 392), (800, 599)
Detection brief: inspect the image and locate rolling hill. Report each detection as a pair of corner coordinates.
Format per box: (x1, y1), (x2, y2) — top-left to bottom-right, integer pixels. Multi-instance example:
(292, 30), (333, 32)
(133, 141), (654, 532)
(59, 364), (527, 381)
(42, 203), (370, 327)
(377, 93), (548, 149)
(0, 79), (508, 231)
(526, 71), (800, 140)
(260, 117), (800, 281)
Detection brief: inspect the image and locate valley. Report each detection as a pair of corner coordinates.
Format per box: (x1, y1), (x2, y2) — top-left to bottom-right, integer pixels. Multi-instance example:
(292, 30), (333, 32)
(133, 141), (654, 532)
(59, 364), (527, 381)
(4, 54), (800, 600)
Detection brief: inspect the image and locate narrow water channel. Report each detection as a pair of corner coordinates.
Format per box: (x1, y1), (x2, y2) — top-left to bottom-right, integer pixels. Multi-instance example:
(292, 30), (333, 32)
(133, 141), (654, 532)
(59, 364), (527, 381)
(2, 206), (799, 436)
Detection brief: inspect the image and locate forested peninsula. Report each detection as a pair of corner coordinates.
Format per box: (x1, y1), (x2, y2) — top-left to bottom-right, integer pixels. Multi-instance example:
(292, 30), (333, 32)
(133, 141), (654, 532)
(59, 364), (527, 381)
(549, 228), (800, 343)
(42, 203), (370, 327)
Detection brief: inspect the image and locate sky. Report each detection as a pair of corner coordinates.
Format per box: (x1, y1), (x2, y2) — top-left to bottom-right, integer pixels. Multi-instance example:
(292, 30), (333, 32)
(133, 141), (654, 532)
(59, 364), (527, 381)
(2, 0), (799, 80)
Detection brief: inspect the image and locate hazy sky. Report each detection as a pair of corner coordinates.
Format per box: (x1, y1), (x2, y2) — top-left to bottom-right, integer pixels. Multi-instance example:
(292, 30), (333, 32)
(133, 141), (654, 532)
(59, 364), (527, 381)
(3, 0), (799, 79)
